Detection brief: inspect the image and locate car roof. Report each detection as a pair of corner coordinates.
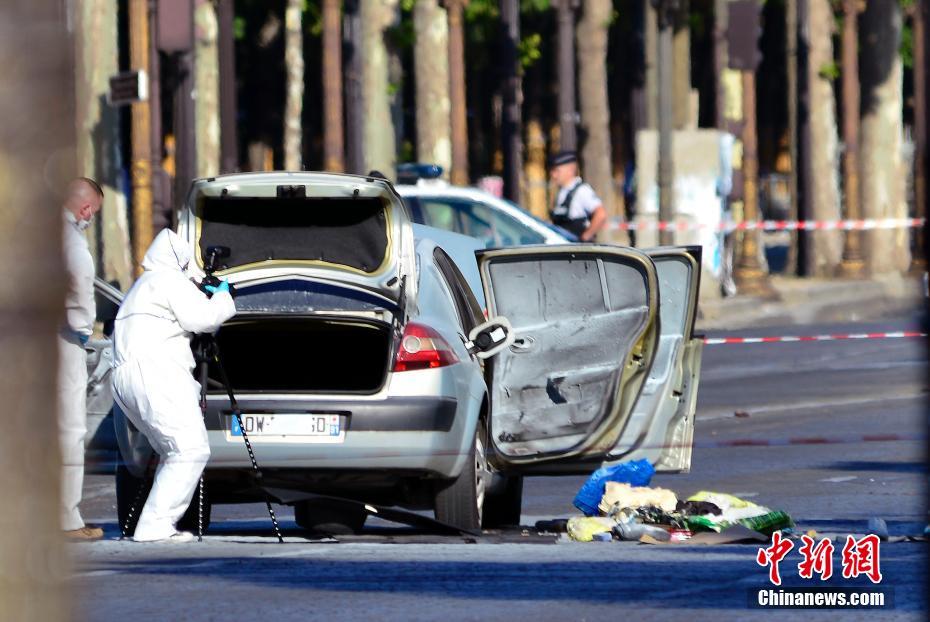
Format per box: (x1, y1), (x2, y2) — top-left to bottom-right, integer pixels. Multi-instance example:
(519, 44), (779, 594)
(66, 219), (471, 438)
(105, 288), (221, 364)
(412, 224), (486, 308)
(397, 182), (575, 243)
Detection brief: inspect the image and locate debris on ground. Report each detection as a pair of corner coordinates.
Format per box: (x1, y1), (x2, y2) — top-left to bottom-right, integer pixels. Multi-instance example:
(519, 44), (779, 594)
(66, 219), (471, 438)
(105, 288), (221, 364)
(564, 462), (795, 544)
(599, 482), (678, 514)
(572, 459), (655, 516)
(566, 516), (616, 542)
(684, 491), (793, 536)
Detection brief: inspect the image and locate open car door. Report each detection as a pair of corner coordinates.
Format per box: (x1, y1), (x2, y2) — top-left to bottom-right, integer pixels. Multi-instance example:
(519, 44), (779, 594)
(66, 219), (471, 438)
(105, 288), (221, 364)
(476, 245), (660, 472)
(603, 246), (703, 472)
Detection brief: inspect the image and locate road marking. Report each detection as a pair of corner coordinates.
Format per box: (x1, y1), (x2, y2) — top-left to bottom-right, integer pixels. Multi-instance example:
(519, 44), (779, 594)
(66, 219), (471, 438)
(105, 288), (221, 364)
(820, 476), (858, 483)
(704, 331), (926, 346)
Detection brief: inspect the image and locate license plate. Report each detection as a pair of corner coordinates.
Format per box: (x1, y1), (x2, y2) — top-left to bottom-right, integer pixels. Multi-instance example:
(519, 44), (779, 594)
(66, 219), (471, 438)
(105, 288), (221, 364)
(229, 414), (345, 443)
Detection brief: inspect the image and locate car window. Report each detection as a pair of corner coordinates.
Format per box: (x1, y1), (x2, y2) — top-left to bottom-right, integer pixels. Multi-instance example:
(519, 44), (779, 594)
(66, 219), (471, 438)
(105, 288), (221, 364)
(417, 197), (546, 247)
(419, 200), (459, 232)
(433, 248), (483, 333)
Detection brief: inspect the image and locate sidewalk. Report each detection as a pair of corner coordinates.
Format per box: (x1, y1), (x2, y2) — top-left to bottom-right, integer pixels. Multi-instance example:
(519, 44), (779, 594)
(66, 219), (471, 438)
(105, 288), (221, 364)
(697, 273), (926, 331)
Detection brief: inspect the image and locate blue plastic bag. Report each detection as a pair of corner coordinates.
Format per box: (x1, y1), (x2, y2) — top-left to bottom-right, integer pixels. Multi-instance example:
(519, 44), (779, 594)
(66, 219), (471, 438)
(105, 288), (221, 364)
(572, 459), (656, 516)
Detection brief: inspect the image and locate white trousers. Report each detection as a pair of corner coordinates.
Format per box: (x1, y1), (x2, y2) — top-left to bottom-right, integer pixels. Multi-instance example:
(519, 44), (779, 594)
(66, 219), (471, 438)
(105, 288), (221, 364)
(112, 358), (210, 541)
(57, 333), (88, 531)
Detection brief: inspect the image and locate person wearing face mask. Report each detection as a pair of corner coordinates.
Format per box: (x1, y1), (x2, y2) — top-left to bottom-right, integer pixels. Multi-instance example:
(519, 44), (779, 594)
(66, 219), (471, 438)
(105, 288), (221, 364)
(59, 177), (104, 540)
(111, 229), (236, 542)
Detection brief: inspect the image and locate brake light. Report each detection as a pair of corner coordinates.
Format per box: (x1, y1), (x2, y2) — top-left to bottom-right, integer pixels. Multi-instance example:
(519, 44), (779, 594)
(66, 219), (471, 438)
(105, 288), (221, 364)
(393, 323), (458, 372)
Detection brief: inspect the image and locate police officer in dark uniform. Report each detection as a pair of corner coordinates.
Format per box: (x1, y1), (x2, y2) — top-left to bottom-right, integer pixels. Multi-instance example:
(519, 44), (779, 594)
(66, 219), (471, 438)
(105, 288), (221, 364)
(548, 150), (608, 242)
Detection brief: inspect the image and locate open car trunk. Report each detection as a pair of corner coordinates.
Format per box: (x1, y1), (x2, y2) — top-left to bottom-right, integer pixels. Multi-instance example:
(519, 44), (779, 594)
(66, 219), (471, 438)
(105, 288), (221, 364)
(208, 316), (393, 394)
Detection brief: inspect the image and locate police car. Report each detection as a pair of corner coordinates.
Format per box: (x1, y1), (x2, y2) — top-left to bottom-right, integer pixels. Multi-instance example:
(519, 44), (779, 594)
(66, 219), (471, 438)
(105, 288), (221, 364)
(394, 164), (576, 247)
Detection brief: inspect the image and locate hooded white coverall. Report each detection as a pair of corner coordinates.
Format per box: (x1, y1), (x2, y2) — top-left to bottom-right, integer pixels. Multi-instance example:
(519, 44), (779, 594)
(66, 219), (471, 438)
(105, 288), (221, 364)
(59, 211), (96, 531)
(111, 230), (236, 541)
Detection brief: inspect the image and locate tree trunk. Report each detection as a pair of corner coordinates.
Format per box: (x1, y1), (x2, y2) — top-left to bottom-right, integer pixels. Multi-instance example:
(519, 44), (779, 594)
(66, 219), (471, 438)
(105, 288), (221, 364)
(673, 1), (692, 129)
(525, 118), (549, 220)
(361, 0), (398, 175)
(195, 0), (221, 177)
(414, 0), (452, 176)
(0, 3), (73, 620)
(805, 0), (842, 276)
(74, 0), (133, 289)
(500, 0), (523, 203)
(645, 0), (658, 129)
(557, 0), (577, 150)
(860, 0), (908, 274)
(577, 0), (620, 238)
(447, 0), (469, 185)
(322, 0), (345, 172)
(284, 0), (304, 170)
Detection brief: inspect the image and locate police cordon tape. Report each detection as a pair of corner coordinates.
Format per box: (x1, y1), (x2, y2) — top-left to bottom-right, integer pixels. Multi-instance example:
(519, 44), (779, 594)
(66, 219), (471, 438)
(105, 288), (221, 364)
(703, 331), (927, 346)
(608, 217), (925, 233)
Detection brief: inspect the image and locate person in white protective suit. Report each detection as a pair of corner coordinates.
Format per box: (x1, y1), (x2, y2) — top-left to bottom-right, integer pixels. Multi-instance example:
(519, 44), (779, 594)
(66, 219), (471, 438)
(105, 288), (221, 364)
(111, 229), (236, 542)
(59, 178), (104, 540)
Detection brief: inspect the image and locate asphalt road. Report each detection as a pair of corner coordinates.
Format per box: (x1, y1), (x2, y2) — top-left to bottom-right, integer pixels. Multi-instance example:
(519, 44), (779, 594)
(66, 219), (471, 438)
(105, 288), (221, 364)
(73, 315), (928, 621)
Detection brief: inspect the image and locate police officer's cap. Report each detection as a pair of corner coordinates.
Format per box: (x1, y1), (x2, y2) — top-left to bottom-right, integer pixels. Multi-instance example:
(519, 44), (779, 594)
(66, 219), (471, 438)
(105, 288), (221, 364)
(548, 150), (578, 168)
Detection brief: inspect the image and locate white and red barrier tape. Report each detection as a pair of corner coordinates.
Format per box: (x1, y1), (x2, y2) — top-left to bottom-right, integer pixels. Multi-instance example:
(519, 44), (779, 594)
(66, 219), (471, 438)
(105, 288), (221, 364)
(703, 331), (926, 345)
(610, 217), (925, 233)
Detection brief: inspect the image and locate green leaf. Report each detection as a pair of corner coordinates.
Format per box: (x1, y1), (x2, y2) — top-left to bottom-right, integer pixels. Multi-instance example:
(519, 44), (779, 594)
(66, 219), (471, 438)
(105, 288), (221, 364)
(519, 32), (543, 68)
(901, 21), (914, 68)
(233, 16), (246, 41)
(520, 0), (550, 13)
(818, 61), (840, 81)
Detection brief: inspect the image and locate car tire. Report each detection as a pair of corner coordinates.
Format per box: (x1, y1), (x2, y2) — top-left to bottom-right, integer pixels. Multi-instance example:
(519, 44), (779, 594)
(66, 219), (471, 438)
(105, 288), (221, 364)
(433, 426), (489, 532)
(294, 498), (367, 535)
(481, 475), (523, 529)
(116, 464), (211, 537)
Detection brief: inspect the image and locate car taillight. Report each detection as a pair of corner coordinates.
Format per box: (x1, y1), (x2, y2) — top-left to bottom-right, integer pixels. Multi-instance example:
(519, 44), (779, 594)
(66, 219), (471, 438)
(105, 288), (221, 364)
(393, 323), (458, 372)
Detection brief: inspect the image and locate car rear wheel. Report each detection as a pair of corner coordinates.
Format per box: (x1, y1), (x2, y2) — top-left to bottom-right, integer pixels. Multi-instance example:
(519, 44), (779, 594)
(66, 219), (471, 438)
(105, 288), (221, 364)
(433, 426), (489, 531)
(116, 464), (212, 536)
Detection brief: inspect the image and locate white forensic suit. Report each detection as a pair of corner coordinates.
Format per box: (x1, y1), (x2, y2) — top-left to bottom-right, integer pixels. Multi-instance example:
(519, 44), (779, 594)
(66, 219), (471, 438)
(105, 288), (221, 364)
(59, 211), (96, 531)
(111, 230), (236, 541)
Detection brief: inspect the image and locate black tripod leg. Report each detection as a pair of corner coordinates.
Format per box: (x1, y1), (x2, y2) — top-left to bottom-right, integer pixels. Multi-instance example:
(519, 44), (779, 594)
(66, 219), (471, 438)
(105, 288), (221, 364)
(233, 410), (285, 543)
(120, 459), (156, 540)
(210, 340), (284, 543)
(198, 356), (209, 543)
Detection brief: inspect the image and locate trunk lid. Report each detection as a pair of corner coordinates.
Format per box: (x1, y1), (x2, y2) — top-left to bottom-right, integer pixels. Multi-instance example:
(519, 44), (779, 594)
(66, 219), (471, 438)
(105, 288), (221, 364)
(177, 172), (416, 310)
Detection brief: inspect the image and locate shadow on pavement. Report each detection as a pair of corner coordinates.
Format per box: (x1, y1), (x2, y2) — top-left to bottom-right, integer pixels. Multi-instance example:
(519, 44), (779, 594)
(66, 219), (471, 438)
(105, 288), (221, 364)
(823, 461), (927, 474)
(79, 550), (927, 611)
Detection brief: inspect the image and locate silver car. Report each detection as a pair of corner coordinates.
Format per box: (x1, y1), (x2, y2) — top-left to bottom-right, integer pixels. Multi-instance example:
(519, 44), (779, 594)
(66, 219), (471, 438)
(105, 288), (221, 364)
(107, 171), (703, 533)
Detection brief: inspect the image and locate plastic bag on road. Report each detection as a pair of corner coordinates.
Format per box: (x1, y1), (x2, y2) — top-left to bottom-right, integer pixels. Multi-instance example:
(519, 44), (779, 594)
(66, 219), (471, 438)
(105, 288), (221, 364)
(687, 491), (770, 521)
(685, 491), (793, 536)
(573, 459), (655, 516)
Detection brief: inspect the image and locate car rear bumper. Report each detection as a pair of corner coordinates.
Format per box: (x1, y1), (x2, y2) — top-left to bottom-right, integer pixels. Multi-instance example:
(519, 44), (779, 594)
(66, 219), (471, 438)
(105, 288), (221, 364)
(203, 396), (458, 432)
(203, 394), (469, 476)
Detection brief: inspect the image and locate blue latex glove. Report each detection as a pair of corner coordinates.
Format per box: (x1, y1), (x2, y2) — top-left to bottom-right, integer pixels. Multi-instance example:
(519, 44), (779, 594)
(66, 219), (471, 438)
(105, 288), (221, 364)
(205, 279), (230, 295)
